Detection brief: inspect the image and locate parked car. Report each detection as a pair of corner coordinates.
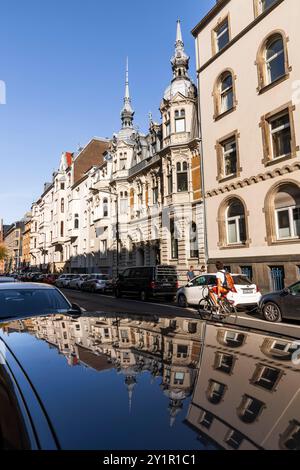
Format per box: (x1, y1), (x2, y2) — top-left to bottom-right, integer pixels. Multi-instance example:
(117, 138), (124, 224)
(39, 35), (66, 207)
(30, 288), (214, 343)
(114, 265), (178, 301)
(0, 276), (17, 284)
(43, 274), (59, 285)
(259, 281), (300, 322)
(0, 283), (82, 320)
(81, 274), (112, 293)
(55, 274), (77, 288)
(69, 274), (90, 290)
(176, 273), (261, 309)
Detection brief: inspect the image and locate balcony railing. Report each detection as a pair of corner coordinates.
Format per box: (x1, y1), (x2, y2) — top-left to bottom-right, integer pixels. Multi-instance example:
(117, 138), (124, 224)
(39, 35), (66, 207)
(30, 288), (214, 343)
(128, 154), (160, 178)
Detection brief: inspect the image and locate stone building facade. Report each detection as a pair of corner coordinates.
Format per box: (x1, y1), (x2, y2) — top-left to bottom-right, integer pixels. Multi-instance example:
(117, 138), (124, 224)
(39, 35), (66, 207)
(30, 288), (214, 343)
(193, 0), (300, 291)
(29, 22), (205, 283)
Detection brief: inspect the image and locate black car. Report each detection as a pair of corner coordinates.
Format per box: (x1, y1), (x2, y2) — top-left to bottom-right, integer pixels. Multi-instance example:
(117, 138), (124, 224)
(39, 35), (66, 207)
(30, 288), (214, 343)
(0, 283), (82, 320)
(114, 265), (178, 301)
(259, 281), (300, 322)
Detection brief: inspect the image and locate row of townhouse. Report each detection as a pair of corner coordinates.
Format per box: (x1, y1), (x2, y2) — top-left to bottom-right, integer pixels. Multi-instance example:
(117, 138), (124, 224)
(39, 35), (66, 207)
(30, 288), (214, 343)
(29, 22), (205, 283)
(26, 0), (300, 291)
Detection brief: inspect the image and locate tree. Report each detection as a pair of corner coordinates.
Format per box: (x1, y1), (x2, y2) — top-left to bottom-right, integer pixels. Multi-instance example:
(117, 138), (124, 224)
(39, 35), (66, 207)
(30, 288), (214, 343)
(0, 243), (8, 261)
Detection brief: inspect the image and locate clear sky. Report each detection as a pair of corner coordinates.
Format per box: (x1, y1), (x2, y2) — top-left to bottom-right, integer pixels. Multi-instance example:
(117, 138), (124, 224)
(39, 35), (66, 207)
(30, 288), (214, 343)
(0, 0), (215, 224)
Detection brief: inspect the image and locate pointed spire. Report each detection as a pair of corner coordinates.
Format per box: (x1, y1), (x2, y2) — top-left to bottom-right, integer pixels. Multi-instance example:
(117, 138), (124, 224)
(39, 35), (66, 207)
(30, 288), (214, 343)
(121, 57), (134, 129)
(171, 20), (190, 80)
(176, 19), (183, 45)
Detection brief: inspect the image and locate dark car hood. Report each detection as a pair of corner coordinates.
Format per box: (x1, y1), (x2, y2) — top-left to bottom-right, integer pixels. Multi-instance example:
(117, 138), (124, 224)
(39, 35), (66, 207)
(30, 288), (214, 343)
(0, 313), (207, 451)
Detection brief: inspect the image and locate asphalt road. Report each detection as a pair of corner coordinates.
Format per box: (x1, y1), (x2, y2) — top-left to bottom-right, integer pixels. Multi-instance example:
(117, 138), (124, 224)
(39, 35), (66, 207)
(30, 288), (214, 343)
(62, 288), (300, 338)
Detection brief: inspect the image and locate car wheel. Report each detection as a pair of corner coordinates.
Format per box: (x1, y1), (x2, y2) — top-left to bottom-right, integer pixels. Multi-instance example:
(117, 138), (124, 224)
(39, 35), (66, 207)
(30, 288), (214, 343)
(178, 295), (188, 308)
(140, 290), (148, 302)
(262, 302), (282, 323)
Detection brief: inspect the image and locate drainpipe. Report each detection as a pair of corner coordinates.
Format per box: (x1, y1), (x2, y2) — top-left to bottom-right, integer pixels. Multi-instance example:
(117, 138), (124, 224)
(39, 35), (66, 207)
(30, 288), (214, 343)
(195, 41), (209, 268)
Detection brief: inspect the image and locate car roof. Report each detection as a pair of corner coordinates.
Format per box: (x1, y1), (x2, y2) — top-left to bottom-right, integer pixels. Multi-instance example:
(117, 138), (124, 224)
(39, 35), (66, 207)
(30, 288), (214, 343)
(0, 282), (56, 290)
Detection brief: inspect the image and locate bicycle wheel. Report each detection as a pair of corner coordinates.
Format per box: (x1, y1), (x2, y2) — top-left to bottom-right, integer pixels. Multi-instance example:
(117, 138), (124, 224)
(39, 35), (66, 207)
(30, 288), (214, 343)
(198, 299), (214, 320)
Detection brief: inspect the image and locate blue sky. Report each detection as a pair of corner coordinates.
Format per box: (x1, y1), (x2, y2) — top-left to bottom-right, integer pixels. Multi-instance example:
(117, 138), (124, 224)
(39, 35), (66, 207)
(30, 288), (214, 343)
(0, 0), (215, 224)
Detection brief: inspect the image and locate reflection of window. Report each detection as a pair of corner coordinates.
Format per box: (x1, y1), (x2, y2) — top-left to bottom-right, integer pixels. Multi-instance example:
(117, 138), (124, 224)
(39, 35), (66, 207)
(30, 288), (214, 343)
(190, 222), (199, 258)
(238, 395), (264, 423)
(226, 430), (244, 450)
(177, 162), (188, 192)
(198, 410), (214, 429)
(251, 364), (281, 391)
(207, 380), (226, 404)
(120, 330), (129, 343)
(174, 372), (185, 385)
(280, 420), (300, 450)
(214, 353), (234, 374)
(100, 240), (107, 258)
(74, 214), (79, 229)
(177, 345), (188, 359)
(61, 198), (65, 213)
(103, 198), (109, 218)
(218, 330), (246, 348)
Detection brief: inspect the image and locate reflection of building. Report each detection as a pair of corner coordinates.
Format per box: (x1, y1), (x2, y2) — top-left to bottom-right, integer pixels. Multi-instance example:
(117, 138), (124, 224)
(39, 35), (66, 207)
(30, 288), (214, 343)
(8, 313), (203, 425)
(192, 0), (300, 291)
(186, 323), (300, 450)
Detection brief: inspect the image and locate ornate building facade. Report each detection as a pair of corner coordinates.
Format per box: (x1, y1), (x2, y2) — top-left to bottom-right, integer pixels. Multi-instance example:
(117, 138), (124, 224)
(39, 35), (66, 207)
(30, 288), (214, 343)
(29, 22), (205, 283)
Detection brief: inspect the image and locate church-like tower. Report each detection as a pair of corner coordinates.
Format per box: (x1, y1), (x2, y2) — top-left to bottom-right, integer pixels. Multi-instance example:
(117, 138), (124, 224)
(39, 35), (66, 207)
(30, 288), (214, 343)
(121, 58), (134, 130)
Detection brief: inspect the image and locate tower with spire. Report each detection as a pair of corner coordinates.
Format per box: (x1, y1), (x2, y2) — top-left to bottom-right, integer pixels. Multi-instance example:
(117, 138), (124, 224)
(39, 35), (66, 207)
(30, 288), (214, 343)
(171, 20), (190, 80)
(121, 58), (134, 130)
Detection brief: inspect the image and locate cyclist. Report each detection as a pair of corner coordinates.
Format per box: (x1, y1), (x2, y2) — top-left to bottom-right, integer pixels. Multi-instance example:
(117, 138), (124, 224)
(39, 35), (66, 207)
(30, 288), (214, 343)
(213, 261), (236, 301)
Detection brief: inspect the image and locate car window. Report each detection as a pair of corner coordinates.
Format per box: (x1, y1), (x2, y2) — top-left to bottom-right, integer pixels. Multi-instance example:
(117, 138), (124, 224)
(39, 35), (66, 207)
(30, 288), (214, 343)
(191, 276), (206, 287)
(290, 282), (300, 295)
(0, 289), (71, 318)
(122, 269), (131, 278)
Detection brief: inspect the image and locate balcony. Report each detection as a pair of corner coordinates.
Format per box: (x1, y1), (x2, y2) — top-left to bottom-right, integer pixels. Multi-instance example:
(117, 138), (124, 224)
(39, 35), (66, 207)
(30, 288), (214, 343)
(128, 154), (160, 178)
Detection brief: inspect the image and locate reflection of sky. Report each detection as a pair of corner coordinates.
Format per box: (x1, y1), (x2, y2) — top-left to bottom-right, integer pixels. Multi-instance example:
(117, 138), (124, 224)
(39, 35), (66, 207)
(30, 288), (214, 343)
(4, 331), (211, 450)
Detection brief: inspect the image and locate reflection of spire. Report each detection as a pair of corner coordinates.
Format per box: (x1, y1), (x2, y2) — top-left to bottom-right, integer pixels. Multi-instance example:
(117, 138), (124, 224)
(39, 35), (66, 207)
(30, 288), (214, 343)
(168, 398), (184, 428)
(125, 375), (137, 413)
(121, 58), (134, 128)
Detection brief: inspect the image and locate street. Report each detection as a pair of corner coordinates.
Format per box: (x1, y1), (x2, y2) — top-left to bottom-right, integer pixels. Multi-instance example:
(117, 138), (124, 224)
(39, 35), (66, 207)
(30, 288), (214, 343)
(62, 289), (300, 339)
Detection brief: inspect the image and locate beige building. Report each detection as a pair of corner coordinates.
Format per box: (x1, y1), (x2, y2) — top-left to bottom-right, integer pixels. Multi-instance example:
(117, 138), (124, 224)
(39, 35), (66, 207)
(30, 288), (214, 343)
(22, 216), (32, 269)
(193, 0), (300, 291)
(4, 220), (25, 272)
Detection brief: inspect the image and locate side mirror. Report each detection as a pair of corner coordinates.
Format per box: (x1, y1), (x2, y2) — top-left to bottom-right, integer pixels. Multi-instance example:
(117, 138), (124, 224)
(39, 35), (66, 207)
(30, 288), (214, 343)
(68, 303), (83, 316)
(282, 287), (291, 296)
(187, 282), (193, 288)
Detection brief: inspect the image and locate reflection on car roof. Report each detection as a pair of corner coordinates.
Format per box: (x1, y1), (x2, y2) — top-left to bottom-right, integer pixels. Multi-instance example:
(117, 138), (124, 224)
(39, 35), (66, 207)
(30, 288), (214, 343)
(0, 283), (56, 290)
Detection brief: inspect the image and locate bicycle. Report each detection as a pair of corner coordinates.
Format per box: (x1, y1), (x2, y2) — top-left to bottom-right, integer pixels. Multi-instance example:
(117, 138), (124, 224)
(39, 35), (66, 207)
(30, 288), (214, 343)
(198, 285), (238, 322)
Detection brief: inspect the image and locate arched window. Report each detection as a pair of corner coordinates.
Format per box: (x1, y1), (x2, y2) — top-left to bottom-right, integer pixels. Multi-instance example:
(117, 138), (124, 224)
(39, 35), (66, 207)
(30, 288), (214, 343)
(274, 184), (300, 240)
(226, 199), (247, 245)
(74, 214), (79, 230)
(103, 198), (109, 218)
(61, 198), (65, 213)
(265, 36), (285, 84)
(190, 222), (199, 258)
(257, 32), (288, 90)
(220, 73), (233, 113)
(177, 161), (188, 192)
(214, 71), (235, 118)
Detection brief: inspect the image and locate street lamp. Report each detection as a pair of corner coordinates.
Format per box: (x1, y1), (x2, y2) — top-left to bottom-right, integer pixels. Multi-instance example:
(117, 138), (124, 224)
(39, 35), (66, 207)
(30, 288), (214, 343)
(90, 187), (120, 277)
(40, 232), (47, 272)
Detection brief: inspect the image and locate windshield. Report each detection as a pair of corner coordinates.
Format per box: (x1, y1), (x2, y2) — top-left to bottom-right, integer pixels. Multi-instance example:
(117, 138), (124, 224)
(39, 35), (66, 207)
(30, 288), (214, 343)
(0, 289), (71, 318)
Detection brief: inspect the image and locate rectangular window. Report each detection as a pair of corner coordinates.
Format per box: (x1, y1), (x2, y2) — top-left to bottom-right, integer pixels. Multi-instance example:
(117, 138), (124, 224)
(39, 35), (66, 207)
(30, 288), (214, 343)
(252, 364), (281, 390)
(276, 207), (300, 239)
(175, 118), (185, 133)
(100, 240), (107, 258)
(269, 112), (291, 159)
(153, 187), (159, 204)
(260, 0), (279, 14)
(177, 345), (188, 359)
(226, 430), (244, 450)
(222, 138), (237, 177)
(214, 353), (234, 374)
(165, 121), (171, 137)
(170, 218), (178, 259)
(167, 172), (173, 195)
(215, 19), (229, 53)
(120, 198), (128, 215)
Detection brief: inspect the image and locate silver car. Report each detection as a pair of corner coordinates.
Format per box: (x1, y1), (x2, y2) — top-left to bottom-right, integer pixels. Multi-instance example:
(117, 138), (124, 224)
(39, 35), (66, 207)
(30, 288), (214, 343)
(69, 275), (90, 290)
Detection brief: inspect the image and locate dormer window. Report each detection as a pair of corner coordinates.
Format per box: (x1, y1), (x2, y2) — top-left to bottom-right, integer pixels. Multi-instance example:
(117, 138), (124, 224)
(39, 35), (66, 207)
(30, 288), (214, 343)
(175, 109), (186, 133)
